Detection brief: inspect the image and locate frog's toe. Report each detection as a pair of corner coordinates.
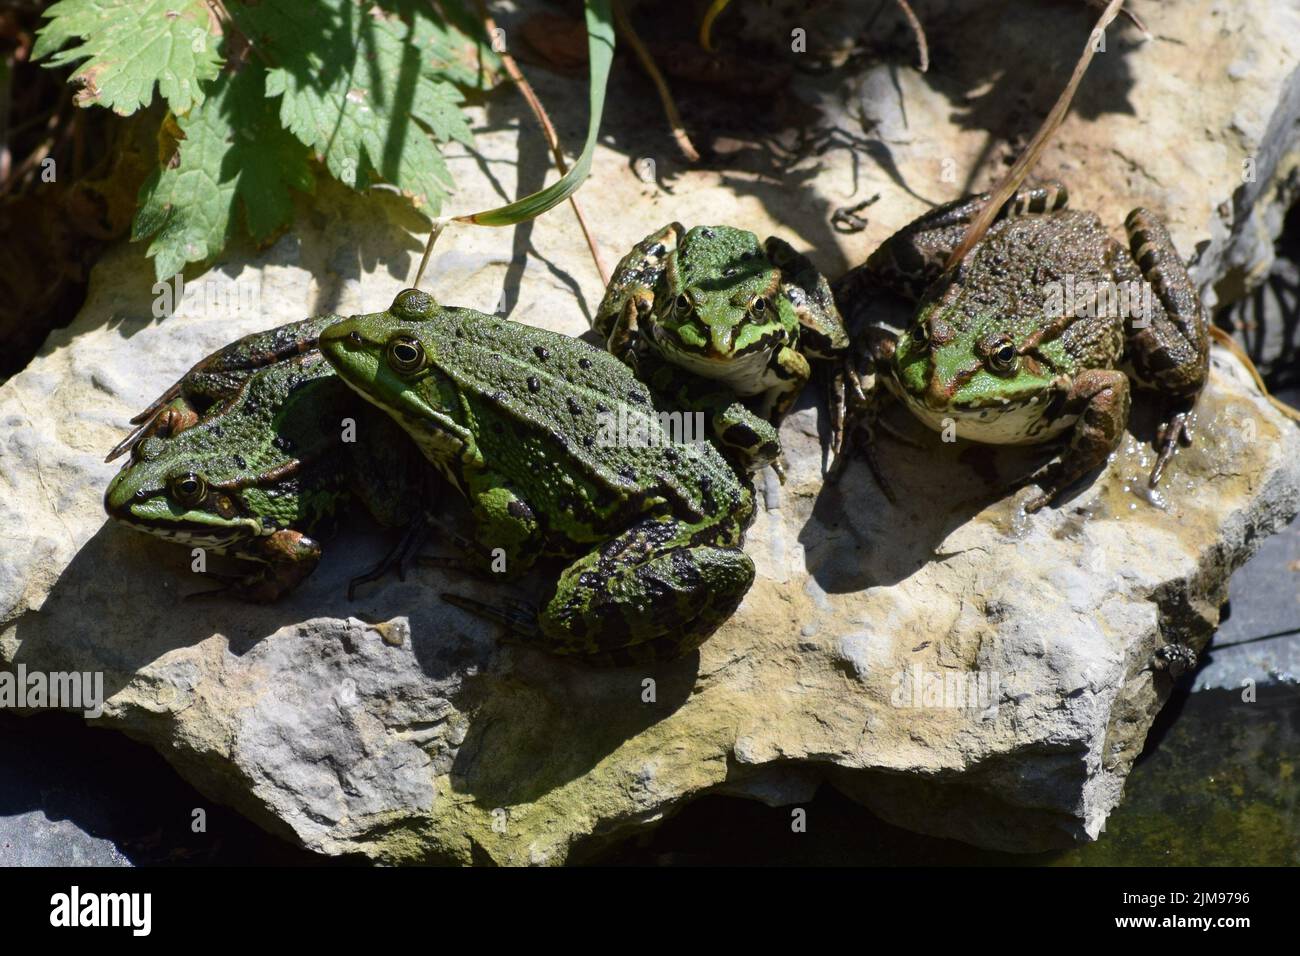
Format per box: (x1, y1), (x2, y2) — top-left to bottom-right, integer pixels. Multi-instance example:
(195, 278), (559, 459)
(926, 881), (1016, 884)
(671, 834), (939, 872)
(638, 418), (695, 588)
(1148, 405), (1196, 488)
(347, 515), (431, 600)
(442, 591), (540, 638)
(1151, 642), (1198, 677)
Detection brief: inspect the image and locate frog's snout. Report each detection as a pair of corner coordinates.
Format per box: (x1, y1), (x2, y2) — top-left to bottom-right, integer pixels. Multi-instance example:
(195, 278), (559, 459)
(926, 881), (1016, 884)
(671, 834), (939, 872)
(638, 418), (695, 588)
(922, 376), (952, 410)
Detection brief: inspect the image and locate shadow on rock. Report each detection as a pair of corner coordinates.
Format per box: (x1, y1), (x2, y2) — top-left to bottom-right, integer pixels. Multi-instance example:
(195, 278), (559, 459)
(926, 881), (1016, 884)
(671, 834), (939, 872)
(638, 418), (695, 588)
(446, 648), (698, 808)
(10, 513), (476, 702)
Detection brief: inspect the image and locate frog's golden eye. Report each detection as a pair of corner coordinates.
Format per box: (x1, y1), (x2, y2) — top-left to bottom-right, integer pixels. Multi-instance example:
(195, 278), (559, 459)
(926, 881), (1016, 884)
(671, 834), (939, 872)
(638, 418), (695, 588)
(989, 339), (1018, 373)
(910, 323), (928, 345)
(674, 293), (693, 316)
(170, 472), (207, 507)
(749, 296), (769, 316)
(387, 335), (426, 374)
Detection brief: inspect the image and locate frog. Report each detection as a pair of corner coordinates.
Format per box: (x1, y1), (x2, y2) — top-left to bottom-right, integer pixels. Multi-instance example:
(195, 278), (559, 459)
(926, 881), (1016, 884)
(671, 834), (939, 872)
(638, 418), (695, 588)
(594, 223), (850, 478)
(105, 315), (333, 463)
(318, 288), (757, 665)
(105, 340), (423, 601)
(833, 181), (1209, 512)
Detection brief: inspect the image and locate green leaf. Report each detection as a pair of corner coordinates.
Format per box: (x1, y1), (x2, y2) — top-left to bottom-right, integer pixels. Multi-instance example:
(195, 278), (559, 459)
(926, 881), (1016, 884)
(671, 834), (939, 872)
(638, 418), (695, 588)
(458, 0), (614, 226)
(233, 0), (489, 215)
(133, 66), (314, 279)
(33, 0), (222, 115)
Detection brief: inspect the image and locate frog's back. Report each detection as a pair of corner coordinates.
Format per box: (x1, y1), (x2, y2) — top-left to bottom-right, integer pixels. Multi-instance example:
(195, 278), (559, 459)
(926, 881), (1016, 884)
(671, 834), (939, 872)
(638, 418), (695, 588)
(436, 309), (748, 529)
(171, 351), (347, 482)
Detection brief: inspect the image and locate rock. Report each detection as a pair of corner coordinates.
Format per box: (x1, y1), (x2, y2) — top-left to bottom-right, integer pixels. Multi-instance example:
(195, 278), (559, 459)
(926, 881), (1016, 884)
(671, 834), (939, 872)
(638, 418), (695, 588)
(2, 0), (1300, 861)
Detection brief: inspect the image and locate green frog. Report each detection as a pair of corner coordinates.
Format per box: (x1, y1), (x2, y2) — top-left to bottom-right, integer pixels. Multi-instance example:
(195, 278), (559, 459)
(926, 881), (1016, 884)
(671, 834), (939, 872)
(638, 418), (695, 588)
(106, 316), (331, 462)
(834, 182), (1209, 512)
(595, 223), (850, 477)
(105, 336), (421, 601)
(319, 289), (756, 665)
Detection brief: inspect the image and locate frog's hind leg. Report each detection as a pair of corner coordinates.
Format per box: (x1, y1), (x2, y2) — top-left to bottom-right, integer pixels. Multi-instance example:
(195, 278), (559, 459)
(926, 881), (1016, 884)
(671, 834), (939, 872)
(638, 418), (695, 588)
(536, 519), (755, 663)
(1121, 208), (1210, 488)
(1002, 181), (1069, 218)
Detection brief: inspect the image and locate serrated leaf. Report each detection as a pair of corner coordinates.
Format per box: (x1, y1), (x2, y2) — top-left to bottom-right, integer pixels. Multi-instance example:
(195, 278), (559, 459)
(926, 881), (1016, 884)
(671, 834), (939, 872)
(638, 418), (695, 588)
(233, 0), (486, 215)
(33, 0), (222, 115)
(133, 66), (314, 279)
(390, 0), (502, 89)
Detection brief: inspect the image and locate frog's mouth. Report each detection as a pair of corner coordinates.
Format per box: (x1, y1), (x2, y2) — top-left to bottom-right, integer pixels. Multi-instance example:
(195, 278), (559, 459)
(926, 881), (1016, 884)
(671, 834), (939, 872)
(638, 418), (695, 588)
(898, 389), (1075, 445)
(115, 514), (261, 551)
(653, 328), (784, 397)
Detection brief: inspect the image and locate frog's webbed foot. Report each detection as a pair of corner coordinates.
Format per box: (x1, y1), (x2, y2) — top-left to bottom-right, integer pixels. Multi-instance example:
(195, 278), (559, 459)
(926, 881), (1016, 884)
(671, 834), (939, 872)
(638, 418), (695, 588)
(827, 329), (902, 503)
(347, 513), (431, 600)
(1002, 180), (1069, 218)
(1149, 402), (1197, 488)
(604, 289), (653, 366)
(1021, 369), (1130, 513)
(106, 396), (201, 463)
(1150, 642), (1199, 678)
(183, 531), (323, 603)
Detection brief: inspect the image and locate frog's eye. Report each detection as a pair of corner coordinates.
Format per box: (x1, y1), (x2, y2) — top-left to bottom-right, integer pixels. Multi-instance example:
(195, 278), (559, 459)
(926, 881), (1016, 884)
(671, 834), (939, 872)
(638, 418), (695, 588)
(749, 297), (769, 316)
(673, 293), (693, 316)
(910, 323), (928, 346)
(387, 335), (426, 374)
(169, 472), (207, 507)
(989, 339), (1018, 373)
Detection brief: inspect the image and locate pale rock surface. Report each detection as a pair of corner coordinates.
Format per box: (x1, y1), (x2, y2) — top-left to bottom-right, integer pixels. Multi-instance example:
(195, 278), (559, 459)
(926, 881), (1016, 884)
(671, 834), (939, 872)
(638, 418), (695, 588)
(2, 0), (1299, 860)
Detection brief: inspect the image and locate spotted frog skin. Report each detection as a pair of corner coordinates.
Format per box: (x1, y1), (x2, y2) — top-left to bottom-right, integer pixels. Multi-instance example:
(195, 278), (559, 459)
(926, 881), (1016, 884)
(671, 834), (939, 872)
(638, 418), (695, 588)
(105, 325), (421, 601)
(106, 315), (333, 462)
(834, 182), (1209, 511)
(319, 289), (756, 665)
(595, 223), (849, 477)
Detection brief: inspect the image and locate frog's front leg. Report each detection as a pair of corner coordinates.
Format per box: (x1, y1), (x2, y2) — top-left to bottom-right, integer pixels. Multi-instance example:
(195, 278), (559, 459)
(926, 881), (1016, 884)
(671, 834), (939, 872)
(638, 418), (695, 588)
(537, 519), (756, 663)
(1121, 208), (1210, 487)
(189, 530), (322, 603)
(759, 343), (811, 426)
(464, 476), (546, 574)
(831, 326), (903, 500)
(601, 287), (653, 365)
(714, 399), (783, 477)
(1024, 369), (1131, 513)
(594, 222), (683, 348)
(766, 236), (851, 462)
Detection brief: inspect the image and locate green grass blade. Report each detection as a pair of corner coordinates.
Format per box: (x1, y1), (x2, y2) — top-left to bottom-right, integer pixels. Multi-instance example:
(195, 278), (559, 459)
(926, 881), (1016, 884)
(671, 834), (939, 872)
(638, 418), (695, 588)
(455, 0), (613, 226)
